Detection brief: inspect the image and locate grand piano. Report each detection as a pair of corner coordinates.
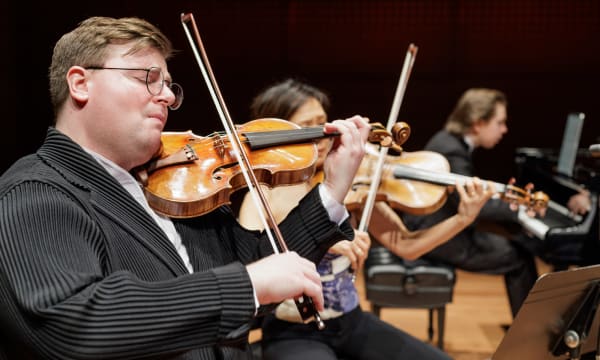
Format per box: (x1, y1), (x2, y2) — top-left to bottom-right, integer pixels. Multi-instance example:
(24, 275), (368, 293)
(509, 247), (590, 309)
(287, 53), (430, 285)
(515, 113), (599, 269)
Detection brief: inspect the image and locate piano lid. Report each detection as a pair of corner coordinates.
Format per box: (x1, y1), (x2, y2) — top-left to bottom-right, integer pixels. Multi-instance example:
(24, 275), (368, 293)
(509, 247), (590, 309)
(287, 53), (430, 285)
(556, 112), (585, 178)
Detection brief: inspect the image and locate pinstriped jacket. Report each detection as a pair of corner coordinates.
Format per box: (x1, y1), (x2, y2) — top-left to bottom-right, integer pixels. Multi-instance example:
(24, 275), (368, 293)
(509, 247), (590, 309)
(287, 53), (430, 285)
(0, 128), (352, 360)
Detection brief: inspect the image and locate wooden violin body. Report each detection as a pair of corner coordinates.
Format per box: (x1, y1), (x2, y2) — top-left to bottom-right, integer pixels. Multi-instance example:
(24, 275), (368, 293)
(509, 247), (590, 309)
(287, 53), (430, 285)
(138, 118), (318, 218)
(346, 148), (451, 215)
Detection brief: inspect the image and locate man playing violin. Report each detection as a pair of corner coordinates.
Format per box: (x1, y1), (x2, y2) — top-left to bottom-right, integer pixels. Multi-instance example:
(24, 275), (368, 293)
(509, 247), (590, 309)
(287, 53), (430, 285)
(403, 88), (539, 319)
(238, 78), (494, 359)
(0, 17), (371, 360)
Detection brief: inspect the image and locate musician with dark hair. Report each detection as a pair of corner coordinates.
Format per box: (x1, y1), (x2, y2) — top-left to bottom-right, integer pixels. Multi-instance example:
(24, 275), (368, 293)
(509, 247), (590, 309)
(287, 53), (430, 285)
(239, 79), (493, 359)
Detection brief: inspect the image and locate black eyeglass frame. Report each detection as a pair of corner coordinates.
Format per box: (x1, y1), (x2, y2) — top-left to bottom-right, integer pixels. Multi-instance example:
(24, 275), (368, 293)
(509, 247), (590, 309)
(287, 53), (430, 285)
(85, 66), (183, 110)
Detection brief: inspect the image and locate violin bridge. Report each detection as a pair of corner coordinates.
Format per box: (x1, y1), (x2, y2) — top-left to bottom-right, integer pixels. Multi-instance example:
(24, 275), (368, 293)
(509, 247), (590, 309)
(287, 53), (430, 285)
(213, 135), (225, 158)
(183, 144), (197, 161)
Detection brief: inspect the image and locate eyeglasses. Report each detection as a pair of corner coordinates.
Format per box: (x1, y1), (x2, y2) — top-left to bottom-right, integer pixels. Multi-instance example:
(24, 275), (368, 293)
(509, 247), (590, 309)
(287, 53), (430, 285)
(85, 66), (184, 110)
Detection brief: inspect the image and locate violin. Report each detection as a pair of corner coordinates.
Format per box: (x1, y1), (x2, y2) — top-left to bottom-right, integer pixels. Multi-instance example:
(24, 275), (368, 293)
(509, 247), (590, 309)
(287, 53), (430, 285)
(345, 146), (549, 215)
(135, 118), (409, 218)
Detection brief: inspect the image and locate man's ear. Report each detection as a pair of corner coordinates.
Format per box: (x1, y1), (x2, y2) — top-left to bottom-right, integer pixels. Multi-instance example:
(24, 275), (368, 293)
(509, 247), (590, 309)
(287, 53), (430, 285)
(66, 66), (89, 104)
(471, 119), (485, 134)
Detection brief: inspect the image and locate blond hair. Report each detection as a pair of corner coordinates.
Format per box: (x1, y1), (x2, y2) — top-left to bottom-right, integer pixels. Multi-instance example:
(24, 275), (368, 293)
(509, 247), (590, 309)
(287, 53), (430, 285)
(445, 88), (507, 135)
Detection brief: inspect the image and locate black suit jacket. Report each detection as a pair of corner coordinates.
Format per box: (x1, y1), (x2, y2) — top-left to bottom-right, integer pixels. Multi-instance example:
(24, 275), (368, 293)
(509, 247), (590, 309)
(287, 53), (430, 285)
(0, 128), (352, 359)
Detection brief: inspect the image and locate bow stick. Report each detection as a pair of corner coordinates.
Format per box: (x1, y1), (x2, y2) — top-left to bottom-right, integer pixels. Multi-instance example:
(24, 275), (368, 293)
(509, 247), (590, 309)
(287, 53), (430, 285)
(180, 13), (325, 330)
(357, 44), (418, 232)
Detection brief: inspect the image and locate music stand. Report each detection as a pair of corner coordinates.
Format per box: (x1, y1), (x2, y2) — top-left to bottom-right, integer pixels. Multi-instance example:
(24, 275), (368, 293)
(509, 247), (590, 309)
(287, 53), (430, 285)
(493, 265), (600, 360)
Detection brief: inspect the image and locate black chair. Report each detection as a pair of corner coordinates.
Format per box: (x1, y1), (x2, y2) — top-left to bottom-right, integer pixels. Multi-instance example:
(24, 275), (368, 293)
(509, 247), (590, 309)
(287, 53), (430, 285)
(363, 246), (456, 350)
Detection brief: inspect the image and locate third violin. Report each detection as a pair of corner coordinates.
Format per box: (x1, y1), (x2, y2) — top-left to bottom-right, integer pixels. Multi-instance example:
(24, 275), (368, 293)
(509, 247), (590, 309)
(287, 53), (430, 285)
(346, 145), (549, 216)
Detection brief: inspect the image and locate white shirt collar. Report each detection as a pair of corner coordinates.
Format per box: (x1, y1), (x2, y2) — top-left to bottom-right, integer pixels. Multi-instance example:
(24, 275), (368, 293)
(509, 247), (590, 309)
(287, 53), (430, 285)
(83, 148), (194, 274)
(462, 135), (475, 153)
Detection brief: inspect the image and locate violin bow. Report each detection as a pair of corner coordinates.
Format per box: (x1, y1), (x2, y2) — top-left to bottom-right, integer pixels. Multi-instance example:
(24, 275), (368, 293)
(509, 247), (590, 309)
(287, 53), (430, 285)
(357, 44), (418, 232)
(180, 13), (325, 330)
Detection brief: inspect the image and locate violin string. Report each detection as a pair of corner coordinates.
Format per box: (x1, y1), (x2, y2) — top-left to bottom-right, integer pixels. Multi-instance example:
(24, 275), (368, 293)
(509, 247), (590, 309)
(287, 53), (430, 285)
(198, 128), (325, 152)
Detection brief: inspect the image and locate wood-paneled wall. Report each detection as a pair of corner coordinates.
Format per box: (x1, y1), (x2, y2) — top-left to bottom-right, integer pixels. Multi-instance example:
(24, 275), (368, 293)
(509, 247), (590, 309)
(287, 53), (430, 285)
(4, 1), (600, 179)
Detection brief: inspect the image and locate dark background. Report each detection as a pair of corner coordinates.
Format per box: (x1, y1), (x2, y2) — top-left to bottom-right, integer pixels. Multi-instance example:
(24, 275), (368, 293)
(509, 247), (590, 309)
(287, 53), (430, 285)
(3, 0), (600, 184)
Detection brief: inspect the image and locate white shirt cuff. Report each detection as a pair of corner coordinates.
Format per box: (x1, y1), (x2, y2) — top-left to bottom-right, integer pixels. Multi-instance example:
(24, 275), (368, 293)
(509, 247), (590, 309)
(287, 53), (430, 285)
(318, 184), (349, 225)
(253, 287), (260, 315)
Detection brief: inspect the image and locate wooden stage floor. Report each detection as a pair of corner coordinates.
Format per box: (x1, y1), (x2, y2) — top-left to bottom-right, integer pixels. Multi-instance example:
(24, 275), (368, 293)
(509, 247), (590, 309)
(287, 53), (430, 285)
(250, 259), (554, 359)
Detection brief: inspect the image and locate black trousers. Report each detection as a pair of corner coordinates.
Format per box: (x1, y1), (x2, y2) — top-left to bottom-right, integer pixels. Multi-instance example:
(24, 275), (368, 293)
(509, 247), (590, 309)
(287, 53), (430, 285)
(424, 228), (538, 317)
(260, 307), (451, 360)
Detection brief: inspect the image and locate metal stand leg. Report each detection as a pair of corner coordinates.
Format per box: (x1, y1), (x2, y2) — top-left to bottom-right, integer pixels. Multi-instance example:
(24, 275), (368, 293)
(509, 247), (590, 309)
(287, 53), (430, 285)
(437, 307), (446, 350)
(427, 308), (434, 342)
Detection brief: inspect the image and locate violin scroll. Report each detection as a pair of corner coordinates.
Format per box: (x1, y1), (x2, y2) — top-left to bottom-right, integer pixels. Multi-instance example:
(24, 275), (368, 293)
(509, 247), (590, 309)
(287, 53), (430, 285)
(367, 122), (410, 153)
(502, 180), (549, 217)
